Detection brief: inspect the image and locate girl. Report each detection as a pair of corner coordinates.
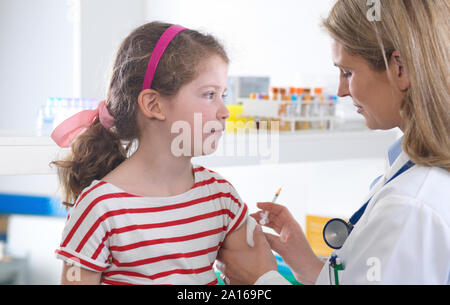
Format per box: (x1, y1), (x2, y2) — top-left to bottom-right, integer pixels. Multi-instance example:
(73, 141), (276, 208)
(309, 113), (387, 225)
(51, 22), (251, 285)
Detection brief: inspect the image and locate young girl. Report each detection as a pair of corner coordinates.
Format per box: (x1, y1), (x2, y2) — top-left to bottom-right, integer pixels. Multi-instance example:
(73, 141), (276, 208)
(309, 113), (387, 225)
(51, 22), (253, 285)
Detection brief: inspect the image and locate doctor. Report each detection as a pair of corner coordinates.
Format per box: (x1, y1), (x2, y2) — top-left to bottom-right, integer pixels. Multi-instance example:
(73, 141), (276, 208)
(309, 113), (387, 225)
(217, 0), (450, 285)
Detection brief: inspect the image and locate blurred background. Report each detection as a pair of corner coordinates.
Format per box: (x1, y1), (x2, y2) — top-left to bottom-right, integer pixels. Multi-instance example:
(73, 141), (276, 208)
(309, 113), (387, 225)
(0, 0), (400, 284)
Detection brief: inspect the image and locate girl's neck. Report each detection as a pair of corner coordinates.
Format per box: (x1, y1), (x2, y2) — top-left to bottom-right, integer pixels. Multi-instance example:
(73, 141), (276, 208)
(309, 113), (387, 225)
(104, 139), (195, 197)
(131, 144), (193, 179)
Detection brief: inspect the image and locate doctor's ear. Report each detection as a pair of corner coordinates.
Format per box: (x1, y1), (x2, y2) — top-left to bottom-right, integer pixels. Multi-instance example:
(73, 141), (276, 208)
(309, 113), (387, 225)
(390, 50), (410, 92)
(137, 89), (166, 121)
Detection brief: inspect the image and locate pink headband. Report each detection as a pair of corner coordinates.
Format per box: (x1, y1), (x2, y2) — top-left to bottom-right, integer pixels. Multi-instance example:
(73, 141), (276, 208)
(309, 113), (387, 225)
(51, 24), (188, 148)
(142, 24), (188, 90)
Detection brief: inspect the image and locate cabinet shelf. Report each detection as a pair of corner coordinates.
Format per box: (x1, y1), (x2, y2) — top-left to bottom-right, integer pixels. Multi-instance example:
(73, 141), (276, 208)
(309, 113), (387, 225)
(193, 129), (398, 167)
(0, 129), (399, 175)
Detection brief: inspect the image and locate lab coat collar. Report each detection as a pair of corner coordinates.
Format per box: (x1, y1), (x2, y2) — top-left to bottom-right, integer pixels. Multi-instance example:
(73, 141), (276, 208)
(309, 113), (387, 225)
(387, 136), (403, 167)
(384, 149), (412, 184)
(366, 136), (410, 201)
(369, 137), (403, 190)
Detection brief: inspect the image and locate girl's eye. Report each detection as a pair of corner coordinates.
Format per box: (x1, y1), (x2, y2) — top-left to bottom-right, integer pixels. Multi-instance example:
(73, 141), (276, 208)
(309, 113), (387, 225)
(204, 91), (228, 101)
(204, 92), (216, 99)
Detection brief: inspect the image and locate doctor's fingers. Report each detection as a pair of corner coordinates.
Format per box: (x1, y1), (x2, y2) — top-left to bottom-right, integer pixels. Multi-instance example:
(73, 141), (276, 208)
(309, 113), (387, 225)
(257, 202), (297, 223)
(257, 201), (288, 214)
(250, 211), (282, 233)
(216, 250), (247, 285)
(216, 247), (239, 267)
(253, 224), (274, 248)
(264, 232), (288, 254)
(252, 205), (296, 233)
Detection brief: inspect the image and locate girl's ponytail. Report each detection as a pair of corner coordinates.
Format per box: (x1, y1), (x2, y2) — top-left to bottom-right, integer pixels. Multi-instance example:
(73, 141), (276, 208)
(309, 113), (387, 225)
(51, 120), (128, 207)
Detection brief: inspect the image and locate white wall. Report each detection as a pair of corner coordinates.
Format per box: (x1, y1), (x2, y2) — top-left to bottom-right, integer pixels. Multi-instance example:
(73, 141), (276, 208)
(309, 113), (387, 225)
(0, 0), (74, 131)
(145, 0), (339, 89)
(0, 0), (147, 133)
(79, 0), (147, 99)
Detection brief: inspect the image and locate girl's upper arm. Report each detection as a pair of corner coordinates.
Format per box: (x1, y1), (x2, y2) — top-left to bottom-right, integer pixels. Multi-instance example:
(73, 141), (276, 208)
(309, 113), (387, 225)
(60, 262), (102, 285)
(222, 219), (249, 250)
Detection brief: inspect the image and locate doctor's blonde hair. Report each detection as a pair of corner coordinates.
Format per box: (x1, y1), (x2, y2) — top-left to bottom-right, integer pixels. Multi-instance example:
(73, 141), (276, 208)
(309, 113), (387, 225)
(323, 0), (450, 171)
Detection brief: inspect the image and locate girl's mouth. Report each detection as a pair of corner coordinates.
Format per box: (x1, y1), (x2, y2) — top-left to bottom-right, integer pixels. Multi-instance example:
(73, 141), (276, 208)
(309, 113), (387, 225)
(211, 128), (223, 134)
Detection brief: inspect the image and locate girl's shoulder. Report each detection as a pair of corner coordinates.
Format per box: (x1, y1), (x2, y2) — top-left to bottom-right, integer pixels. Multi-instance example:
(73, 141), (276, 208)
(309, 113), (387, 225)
(69, 180), (129, 215)
(192, 164), (236, 190)
(76, 179), (112, 200)
(192, 164), (245, 208)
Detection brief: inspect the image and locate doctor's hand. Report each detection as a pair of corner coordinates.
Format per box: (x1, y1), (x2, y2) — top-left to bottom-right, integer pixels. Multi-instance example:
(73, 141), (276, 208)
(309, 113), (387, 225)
(216, 224), (278, 285)
(251, 202), (324, 285)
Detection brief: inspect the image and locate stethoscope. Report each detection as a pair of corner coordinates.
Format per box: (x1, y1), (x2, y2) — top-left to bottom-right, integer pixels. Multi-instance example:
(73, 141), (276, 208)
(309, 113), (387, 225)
(322, 160), (415, 284)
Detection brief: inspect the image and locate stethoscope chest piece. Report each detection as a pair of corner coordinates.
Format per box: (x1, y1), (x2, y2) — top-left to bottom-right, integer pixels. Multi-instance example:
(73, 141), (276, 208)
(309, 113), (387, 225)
(323, 218), (351, 250)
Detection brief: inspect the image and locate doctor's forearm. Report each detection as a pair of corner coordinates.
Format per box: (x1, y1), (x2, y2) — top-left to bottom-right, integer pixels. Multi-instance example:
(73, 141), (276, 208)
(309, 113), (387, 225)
(292, 258), (324, 285)
(275, 236), (324, 285)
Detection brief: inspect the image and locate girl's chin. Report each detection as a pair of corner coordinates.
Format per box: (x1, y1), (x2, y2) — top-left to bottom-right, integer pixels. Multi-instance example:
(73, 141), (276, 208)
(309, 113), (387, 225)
(188, 134), (221, 157)
(202, 137), (221, 156)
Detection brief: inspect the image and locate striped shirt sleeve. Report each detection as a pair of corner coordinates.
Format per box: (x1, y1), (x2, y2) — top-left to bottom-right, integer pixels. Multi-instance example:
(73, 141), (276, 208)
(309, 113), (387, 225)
(55, 187), (111, 272)
(221, 179), (248, 236)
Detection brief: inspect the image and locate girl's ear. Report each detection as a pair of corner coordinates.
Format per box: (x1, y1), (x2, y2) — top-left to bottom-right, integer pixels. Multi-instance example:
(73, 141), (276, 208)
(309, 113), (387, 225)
(390, 50), (410, 92)
(137, 89), (166, 121)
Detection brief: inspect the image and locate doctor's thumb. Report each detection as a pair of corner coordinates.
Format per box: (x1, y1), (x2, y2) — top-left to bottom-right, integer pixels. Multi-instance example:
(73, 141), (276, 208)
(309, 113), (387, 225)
(263, 232), (285, 253)
(253, 225), (269, 246)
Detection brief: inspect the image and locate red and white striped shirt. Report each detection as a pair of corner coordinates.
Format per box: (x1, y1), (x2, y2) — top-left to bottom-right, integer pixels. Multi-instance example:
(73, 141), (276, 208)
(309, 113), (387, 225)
(55, 164), (248, 285)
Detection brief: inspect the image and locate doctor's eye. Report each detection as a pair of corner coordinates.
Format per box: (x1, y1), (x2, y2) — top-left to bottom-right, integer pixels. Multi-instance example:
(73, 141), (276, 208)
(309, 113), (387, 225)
(342, 69), (353, 79)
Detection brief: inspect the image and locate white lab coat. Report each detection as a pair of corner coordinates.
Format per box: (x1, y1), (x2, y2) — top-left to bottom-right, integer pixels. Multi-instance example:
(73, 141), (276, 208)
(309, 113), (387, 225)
(255, 150), (450, 285)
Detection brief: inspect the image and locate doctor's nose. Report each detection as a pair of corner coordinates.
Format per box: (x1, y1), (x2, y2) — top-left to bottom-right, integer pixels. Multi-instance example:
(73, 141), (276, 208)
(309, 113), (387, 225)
(337, 79), (351, 98)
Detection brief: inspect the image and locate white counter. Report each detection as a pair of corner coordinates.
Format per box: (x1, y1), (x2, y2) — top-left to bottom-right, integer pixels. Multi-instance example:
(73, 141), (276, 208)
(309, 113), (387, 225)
(0, 129), (399, 175)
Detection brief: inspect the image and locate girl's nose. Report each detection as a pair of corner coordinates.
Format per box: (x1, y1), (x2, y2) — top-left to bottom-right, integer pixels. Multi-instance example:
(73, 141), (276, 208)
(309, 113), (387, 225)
(217, 100), (230, 121)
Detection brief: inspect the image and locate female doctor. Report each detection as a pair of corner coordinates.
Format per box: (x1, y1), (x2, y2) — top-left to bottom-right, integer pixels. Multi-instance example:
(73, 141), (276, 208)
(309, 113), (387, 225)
(217, 0), (450, 285)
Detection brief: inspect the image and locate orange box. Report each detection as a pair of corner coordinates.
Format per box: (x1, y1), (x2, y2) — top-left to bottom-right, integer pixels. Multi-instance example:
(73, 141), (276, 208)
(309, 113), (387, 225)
(0, 216), (8, 234)
(306, 215), (337, 258)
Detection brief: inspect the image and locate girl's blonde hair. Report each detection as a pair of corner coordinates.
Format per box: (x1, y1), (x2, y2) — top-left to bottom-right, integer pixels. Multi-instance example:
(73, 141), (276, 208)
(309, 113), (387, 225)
(52, 22), (229, 206)
(322, 0), (450, 171)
